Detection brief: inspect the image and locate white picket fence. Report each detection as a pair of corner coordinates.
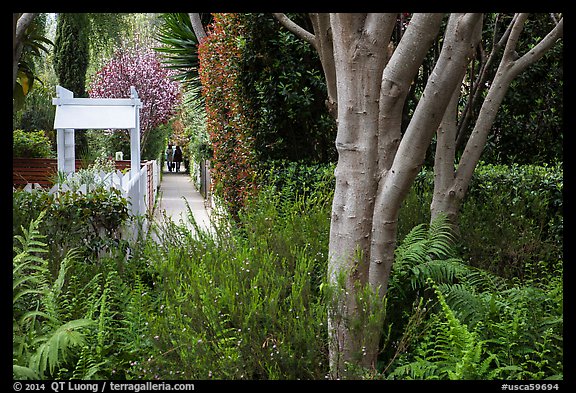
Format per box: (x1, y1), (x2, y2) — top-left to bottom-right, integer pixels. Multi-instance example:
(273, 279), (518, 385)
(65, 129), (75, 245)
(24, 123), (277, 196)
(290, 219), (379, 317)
(17, 160), (159, 217)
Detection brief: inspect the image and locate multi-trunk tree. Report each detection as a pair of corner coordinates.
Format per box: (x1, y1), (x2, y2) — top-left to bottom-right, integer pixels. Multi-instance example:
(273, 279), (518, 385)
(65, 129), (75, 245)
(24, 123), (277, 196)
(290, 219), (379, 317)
(274, 12), (563, 378)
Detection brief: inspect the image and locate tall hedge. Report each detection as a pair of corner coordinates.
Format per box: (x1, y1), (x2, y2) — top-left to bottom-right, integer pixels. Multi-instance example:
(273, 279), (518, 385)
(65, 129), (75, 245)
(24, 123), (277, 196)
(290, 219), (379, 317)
(53, 13), (90, 156)
(198, 13), (337, 218)
(199, 14), (257, 219)
(239, 13), (337, 163)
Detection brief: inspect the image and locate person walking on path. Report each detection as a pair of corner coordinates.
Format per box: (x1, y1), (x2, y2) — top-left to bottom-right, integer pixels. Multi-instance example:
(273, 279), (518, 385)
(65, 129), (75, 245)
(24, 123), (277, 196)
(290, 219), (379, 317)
(173, 145), (183, 173)
(166, 145), (174, 172)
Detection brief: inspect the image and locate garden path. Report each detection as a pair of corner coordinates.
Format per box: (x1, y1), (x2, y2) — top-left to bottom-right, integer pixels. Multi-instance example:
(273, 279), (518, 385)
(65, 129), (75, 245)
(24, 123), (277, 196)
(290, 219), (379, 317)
(153, 167), (212, 232)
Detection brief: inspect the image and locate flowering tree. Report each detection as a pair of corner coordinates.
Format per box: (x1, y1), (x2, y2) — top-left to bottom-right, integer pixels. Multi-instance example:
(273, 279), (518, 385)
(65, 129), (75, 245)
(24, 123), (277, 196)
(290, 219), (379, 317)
(89, 40), (182, 152)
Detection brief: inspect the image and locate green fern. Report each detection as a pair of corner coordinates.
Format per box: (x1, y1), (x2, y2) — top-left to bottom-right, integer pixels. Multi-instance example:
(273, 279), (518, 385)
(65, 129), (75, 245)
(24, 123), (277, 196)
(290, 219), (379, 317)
(28, 319), (95, 378)
(72, 345), (108, 380)
(13, 212), (96, 380)
(388, 283), (493, 380)
(391, 214), (465, 300)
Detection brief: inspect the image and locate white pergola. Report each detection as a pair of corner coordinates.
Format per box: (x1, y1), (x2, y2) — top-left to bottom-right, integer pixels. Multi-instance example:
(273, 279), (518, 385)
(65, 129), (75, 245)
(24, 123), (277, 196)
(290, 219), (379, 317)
(52, 85), (142, 173)
(52, 85), (145, 214)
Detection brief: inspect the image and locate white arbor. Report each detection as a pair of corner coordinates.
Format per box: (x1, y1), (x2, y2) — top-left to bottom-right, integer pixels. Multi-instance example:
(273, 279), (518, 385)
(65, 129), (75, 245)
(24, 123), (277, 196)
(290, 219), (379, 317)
(52, 85), (146, 215)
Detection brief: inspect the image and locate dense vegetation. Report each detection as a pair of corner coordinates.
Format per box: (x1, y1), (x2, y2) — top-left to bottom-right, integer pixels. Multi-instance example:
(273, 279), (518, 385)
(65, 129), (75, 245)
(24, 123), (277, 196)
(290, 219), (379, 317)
(13, 162), (562, 380)
(13, 12), (562, 382)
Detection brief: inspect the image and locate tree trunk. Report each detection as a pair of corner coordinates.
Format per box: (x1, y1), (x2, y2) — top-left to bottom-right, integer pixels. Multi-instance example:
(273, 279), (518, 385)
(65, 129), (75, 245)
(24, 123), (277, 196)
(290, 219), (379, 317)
(430, 14), (563, 228)
(188, 13), (207, 42)
(431, 86), (462, 227)
(326, 13), (482, 377)
(326, 13), (394, 378)
(13, 13), (38, 90)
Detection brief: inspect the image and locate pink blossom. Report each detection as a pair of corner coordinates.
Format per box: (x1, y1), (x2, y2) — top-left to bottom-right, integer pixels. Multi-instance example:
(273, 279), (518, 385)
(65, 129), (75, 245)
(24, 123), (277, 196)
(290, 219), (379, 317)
(89, 42), (182, 141)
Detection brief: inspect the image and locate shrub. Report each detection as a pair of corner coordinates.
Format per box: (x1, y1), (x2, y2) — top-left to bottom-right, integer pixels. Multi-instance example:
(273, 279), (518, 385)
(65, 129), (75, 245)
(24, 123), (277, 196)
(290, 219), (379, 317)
(137, 181), (333, 379)
(458, 162), (562, 279)
(380, 217), (563, 380)
(398, 163), (563, 281)
(256, 160), (335, 201)
(13, 186), (130, 268)
(239, 13), (337, 163)
(198, 13), (257, 219)
(13, 211), (157, 380)
(13, 129), (53, 158)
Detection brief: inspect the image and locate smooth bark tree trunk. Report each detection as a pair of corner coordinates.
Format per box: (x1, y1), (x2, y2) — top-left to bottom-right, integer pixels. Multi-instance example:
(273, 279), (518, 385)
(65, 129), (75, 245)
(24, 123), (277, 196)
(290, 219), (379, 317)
(326, 13), (483, 377)
(326, 13), (394, 376)
(430, 15), (563, 228)
(13, 13), (38, 90)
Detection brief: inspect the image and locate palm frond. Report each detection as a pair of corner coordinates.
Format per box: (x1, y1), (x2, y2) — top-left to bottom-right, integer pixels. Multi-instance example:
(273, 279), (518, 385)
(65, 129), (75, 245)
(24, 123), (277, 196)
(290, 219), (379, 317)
(154, 13), (201, 91)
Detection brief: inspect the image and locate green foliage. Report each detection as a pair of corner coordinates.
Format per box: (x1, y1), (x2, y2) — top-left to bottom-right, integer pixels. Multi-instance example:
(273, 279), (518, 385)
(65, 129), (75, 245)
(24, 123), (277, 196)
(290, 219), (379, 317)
(380, 217), (563, 380)
(142, 124), (172, 162)
(155, 13), (200, 91)
(13, 129), (53, 158)
(256, 160), (335, 202)
(13, 14), (53, 112)
(139, 181), (333, 379)
(53, 13), (90, 97)
(483, 15), (562, 165)
(198, 13), (337, 219)
(460, 162), (563, 278)
(13, 212), (96, 379)
(239, 13), (337, 163)
(398, 163), (563, 280)
(387, 284), (493, 380)
(13, 159), (562, 380)
(13, 83), (57, 134)
(13, 184), (130, 266)
(13, 209), (161, 380)
(198, 13), (257, 219)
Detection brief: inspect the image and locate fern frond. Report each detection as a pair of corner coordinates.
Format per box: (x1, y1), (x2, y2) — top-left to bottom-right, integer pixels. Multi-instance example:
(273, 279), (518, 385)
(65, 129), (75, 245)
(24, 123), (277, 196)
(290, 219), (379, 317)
(465, 267), (509, 293)
(13, 364), (40, 380)
(72, 345), (108, 380)
(395, 215), (457, 268)
(427, 214), (456, 259)
(398, 223), (428, 248)
(410, 259), (467, 289)
(29, 318), (95, 378)
(13, 211), (48, 255)
(439, 283), (487, 326)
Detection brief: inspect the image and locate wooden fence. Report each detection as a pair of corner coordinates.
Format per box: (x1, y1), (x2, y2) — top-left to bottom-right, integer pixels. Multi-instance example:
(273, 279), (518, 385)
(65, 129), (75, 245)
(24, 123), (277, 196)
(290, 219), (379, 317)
(13, 158), (132, 189)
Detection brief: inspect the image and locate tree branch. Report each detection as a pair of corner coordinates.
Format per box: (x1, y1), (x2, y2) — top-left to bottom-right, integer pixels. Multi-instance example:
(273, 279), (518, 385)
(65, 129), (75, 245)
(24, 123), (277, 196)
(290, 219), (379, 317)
(188, 13), (207, 42)
(510, 16), (563, 76)
(272, 13), (316, 49)
(455, 13), (516, 150)
(455, 14), (563, 197)
(387, 13), (482, 205)
(377, 13), (444, 172)
(14, 13), (37, 50)
(310, 13), (337, 118)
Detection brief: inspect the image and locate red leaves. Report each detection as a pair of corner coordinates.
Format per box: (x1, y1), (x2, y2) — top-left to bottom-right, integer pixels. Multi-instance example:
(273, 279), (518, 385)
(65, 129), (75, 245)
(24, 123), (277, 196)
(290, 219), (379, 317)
(198, 13), (257, 218)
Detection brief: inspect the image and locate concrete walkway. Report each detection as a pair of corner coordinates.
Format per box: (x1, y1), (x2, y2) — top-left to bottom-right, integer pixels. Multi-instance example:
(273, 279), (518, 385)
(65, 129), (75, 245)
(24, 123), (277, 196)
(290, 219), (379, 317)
(153, 168), (211, 232)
